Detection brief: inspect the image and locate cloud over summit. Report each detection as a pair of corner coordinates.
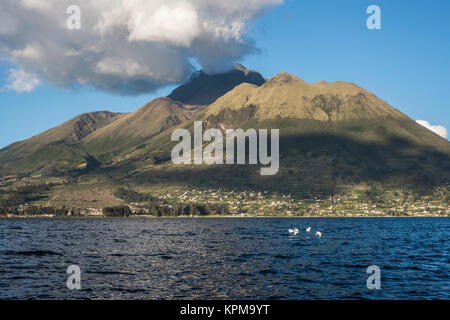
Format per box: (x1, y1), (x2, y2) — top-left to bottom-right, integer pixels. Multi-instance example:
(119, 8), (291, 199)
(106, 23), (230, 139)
(0, 0), (282, 95)
(416, 120), (448, 139)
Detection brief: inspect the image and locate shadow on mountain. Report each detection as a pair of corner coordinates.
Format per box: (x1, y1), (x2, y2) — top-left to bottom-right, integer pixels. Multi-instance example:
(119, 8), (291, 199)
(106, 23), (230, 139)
(123, 133), (450, 198)
(168, 66), (265, 106)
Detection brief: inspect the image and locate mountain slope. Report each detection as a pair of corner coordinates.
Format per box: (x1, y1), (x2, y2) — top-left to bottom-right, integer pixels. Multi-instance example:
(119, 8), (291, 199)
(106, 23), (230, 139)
(0, 111), (123, 175)
(167, 63), (265, 105)
(207, 73), (408, 121)
(82, 97), (202, 159)
(1, 111), (123, 155)
(0, 65), (265, 176)
(123, 72), (450, 195)
(205, 72), (449, 151)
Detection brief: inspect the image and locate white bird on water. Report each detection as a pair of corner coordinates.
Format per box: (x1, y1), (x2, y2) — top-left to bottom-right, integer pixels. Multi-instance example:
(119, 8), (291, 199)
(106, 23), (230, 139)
(316, 231), (322, 238)
(305, 227), (311, 232)
(289, 228), (299, 236)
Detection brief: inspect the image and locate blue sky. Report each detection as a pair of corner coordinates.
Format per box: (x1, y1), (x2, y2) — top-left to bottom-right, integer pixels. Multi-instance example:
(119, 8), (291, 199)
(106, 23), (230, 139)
(1, 0), (449, 148)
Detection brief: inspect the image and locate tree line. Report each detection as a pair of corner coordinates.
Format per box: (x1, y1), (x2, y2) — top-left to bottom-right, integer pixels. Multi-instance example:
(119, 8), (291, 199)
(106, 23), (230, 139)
(111, 187), (229, 217)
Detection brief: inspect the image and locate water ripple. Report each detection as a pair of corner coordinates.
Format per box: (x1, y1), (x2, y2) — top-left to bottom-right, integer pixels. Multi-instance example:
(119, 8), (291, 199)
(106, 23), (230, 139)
(0, 217), (448, 299)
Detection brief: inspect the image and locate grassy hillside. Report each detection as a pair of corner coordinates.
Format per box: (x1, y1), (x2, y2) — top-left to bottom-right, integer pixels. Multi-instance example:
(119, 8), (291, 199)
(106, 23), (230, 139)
(117, 73), (450, 197)
(0, 111), (123, 176)
(80, 98), (205, 167)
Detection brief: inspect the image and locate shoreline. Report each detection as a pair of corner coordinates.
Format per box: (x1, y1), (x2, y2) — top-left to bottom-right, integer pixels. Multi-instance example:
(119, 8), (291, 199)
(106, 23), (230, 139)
(1, 214), (448, 219)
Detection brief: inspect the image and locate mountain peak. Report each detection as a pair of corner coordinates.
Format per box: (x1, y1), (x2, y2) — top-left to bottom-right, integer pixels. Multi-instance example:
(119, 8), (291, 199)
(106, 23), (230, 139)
(314, 80), (329, 86)
(207, 71), (414, 123)
(233, 63), (258, 76)
(265, 72), (306, 87)
(167, 64), (265, 106)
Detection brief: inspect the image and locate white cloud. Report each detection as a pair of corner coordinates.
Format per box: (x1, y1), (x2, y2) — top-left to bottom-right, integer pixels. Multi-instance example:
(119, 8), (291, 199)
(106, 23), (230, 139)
(0, 0), (282, 95)
(124, 1), (200, 46)
(20, 0), (52, 11)
(416, 120), (448, 139)
(96, 59), (155, 78)
(4, 68), (40, 93)
(12, 45), (42, 60)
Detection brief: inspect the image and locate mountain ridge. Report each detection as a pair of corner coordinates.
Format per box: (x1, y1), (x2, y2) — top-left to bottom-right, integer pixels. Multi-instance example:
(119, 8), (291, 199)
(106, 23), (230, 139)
(206, 72), (411, 123)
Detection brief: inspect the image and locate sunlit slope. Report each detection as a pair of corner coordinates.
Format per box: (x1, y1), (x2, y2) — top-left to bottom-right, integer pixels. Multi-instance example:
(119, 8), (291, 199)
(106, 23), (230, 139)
(206, 72), (449, 152)
(82, 97), (203, 158)
(120, 73), (450, 193)
(0, 111), (123, 175)
(208, 73), (407, 121)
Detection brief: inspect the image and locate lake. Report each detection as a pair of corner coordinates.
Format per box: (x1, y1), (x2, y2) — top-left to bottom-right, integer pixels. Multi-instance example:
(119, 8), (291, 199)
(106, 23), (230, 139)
(0, 218), (448, 299)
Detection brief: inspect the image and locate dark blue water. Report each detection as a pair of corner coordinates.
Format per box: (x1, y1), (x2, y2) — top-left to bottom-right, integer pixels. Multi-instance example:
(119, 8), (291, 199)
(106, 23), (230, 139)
(0, 218), (448, 299)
